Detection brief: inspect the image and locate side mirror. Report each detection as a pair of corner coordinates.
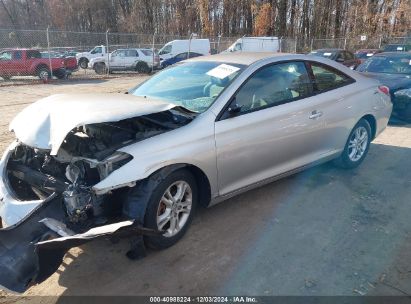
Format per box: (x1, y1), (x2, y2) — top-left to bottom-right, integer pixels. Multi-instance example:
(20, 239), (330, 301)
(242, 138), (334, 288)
(227, 99), (242, 116)
(336, 57), (344, 63)
(220, 98), (242, 120)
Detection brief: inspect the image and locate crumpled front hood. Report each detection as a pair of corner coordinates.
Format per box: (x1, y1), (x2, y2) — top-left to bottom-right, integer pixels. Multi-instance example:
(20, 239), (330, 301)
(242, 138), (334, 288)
(9, 93), (175, 155)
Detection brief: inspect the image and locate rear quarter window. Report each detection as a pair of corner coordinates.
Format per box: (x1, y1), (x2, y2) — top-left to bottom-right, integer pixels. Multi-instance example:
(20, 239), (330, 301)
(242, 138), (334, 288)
(309, 62), (354, 92)
(26, 51), (41, 59)
(140, 50), (152, 56)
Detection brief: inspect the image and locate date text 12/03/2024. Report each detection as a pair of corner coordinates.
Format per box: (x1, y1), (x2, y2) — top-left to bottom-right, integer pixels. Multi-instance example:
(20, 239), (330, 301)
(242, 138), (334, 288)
(149, 297), (258, 303)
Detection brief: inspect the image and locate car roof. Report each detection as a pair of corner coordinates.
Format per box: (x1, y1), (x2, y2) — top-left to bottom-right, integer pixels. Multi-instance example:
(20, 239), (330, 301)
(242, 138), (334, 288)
(1, 48), (39, 51)
(375, 52), (411, 57)
(185, 52), (292, 66)
(356, 49), (379, 52)
(312, 48), (343, 52)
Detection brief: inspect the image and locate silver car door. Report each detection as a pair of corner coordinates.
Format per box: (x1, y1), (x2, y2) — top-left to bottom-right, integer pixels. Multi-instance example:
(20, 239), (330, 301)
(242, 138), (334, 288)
(110, 50), (126, 68)
(124, 49), (138, 68)
(214, 61), (330, 196)
(306, 61), (358, 152)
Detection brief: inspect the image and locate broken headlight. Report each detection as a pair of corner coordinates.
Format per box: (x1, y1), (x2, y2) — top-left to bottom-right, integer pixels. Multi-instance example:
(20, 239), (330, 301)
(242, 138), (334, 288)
(99, 152), (133, 179)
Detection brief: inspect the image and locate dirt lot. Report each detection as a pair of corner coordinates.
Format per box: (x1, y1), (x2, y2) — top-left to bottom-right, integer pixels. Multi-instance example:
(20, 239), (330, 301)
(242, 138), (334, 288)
(0, 77), (411, 300)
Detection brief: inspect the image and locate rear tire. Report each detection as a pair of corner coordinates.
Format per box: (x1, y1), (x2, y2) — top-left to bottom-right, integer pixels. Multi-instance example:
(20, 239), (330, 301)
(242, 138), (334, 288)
(94, 62), (107, 75)
(54, 69), (67, 79)
(334, 119), (371, 169)
(135, 61), (150, 74)
(78, 58), (88, 69)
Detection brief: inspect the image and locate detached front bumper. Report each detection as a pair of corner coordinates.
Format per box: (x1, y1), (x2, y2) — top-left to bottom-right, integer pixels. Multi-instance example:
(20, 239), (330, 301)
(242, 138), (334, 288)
(0, 193), (136, 293)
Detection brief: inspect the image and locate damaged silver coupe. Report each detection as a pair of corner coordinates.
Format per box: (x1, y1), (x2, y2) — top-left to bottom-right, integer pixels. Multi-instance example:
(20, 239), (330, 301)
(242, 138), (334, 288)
(0, 53), (392, 292)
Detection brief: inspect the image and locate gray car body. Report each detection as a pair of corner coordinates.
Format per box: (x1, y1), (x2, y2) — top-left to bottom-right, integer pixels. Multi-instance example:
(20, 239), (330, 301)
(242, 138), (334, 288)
(0, 53), (392, 225)
(0, 53), (392, 293)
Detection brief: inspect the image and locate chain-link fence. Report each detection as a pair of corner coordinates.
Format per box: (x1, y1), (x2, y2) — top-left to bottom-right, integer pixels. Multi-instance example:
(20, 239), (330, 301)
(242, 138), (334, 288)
(0, 28), (409, 85)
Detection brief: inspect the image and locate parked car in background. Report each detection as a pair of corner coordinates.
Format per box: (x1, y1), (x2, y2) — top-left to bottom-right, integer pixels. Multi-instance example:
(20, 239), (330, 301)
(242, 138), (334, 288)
(0, 49), (70, 80)
(158, 39), (210, 61)
(383, 44), (411, 52)
(63, 50), (78, 58)
(225, 37), (280, 53)
(309, 49), (361, 69)
(356, 52), (411, 122)
(40, 51), (78, 74)
(354, 49), (381, 63)
(160, 52), (203, 68)
(89, 48), (159, 74)
(0, 53), (391, 293)
(76, 45), (108, 69)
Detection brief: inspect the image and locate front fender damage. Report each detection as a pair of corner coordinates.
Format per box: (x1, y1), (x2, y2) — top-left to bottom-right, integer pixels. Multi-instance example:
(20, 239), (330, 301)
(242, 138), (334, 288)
(0, 105), (195, 293)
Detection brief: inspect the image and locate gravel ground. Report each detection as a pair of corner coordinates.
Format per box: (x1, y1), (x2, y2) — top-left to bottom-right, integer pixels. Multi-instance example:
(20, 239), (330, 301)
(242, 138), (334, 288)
(0, 77), (410, 301)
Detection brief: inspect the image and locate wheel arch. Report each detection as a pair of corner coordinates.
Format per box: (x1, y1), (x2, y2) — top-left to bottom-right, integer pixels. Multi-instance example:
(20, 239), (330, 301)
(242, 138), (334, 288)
(148, 163), (212, 209)
(34, 63), (49, 73)
(135, 60), (150, 72)
(94, 162), (213, 208)
(360, 114), (377, 140)
(78, 57), (88, 63)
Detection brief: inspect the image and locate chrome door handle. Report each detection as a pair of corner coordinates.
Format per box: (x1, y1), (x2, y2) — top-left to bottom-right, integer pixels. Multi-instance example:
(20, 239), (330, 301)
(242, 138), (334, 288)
(309, 111), (323, 119)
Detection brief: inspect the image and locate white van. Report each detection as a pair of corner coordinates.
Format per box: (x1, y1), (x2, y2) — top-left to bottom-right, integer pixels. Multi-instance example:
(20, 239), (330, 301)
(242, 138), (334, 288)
(158, 39), (210, 61)
(227, 37), (280, 53)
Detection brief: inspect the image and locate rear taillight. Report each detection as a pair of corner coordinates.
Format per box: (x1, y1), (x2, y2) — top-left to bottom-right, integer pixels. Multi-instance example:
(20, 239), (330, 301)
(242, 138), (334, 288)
(378, 85), (390, 96)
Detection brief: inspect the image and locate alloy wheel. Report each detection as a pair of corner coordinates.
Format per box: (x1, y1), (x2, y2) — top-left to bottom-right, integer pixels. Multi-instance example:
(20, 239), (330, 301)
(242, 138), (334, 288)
(348, 126), (368, 162)
(156, 181), (193, 237)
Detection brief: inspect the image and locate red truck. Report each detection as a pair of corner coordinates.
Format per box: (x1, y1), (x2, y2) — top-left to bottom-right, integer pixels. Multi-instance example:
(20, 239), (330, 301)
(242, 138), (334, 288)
(0, 49), (72, 80)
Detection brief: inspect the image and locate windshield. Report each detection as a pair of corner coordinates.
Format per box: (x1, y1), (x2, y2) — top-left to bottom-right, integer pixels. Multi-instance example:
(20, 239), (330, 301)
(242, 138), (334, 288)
(383, 45), (410, 52)
(356, 55), (411, 74)
(159, 44), (172, 55)
(130, 61), (245, 113)
(355, 52), (375, 59)
(309, 51), (336, 58)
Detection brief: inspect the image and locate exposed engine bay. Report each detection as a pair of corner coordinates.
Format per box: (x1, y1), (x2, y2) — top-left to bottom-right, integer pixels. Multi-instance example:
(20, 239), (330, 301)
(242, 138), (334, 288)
(0, 108), (194, 293)
(5, 109), (192, 229)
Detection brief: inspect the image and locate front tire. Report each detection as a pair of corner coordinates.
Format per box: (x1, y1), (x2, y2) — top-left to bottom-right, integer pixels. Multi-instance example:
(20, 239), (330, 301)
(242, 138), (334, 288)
(334, 119), (371, 169)
(143, 169), (197, 249)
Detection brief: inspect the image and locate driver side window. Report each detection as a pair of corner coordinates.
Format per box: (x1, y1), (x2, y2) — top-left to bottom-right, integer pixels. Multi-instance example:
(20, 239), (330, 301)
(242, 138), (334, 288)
(160, 45), (172, 55)
(91, 47), (102, 54)
(234, 61), (313, 114)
